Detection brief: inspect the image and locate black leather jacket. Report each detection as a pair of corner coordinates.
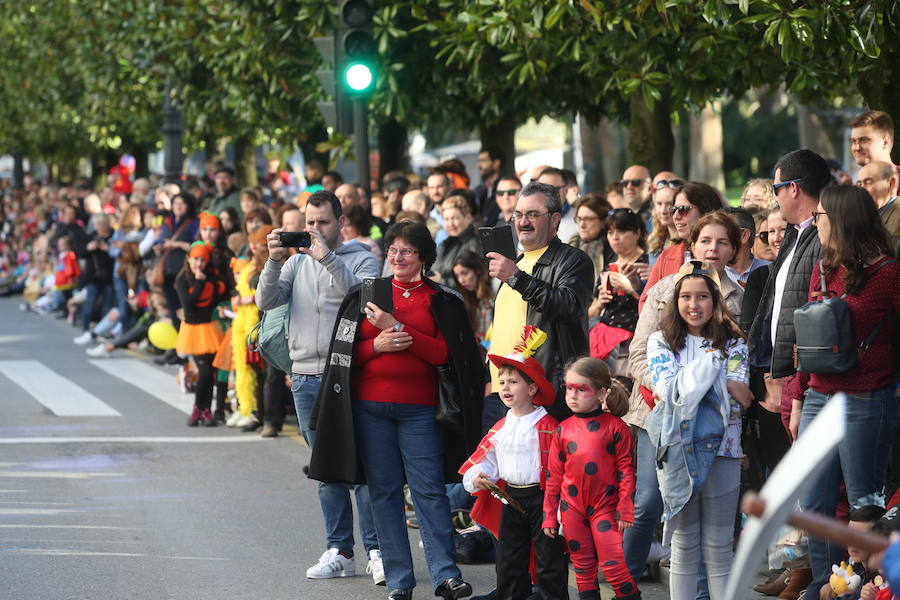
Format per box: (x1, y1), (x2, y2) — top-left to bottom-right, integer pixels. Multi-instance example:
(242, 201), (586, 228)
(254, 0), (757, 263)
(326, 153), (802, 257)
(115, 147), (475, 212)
(506, 237), (594, 420)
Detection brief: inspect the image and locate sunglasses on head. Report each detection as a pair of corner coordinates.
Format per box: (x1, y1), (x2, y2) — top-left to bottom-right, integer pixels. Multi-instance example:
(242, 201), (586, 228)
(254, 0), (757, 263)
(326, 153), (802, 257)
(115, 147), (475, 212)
(655, 179), (684, 190)
(618, 178), (647, 188)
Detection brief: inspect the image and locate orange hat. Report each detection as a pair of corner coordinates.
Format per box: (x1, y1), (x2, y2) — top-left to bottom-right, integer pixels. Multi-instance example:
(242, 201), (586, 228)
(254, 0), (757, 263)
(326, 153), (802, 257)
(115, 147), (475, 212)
(199, 211), (221, 230)
(248, 224), (274, 245)
(487, 326), (556, 407)
(189, 241), (212, 261)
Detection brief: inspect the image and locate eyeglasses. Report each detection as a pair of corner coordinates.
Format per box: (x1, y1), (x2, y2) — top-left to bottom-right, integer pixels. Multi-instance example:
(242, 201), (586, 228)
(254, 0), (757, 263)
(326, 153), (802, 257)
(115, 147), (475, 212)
(497, 189), (520, 197)
(772, 178), (802, 194)
(513, 210), (550, 222)
(574, 215), (599, 224)
(618, 178), (649, 188)
(387, 247), (419, 258)
(654, 179), (684, 190)
(756, 231), (769, 244)
(564, 383), (595, 394)
(607, 208), (634, 217)
(811, 211), (827, 225)
(670, 205), (694, 216)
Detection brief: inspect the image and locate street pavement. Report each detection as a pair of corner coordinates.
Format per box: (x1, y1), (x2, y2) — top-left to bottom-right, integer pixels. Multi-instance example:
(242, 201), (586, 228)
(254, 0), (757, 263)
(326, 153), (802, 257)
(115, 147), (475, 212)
(0, 297), (766, 600)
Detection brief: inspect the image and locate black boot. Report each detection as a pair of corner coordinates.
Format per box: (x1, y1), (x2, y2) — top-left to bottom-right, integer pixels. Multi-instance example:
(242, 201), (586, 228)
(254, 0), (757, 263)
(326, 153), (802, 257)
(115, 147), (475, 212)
(578, 590), (600, 600)
(435, 577), (472, 600)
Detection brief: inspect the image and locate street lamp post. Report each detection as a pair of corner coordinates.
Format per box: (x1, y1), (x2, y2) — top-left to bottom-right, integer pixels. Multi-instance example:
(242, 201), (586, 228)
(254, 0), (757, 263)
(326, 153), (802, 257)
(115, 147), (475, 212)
(161, 83), (183, 185)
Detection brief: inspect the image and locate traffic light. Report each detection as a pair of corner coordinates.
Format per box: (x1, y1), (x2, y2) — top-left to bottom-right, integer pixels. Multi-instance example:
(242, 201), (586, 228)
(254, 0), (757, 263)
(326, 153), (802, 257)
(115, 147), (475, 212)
(338, 0), (376, 96)
(313, 0), (376, 134)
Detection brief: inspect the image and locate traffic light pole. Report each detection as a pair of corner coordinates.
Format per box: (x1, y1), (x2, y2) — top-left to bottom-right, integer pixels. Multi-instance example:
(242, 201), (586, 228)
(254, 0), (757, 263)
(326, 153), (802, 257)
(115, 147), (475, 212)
(353, 100), (370, 196)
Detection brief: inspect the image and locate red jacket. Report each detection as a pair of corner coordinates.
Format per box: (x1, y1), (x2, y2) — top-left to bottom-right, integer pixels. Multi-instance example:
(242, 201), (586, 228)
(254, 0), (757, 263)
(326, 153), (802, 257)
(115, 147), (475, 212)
(53, 251), (80, 290)
(459, 412), (559, 537)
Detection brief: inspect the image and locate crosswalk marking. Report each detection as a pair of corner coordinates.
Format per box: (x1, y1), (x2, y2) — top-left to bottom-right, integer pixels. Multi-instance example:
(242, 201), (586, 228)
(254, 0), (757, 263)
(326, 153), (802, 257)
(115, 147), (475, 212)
(0, 360), (120, 417)
(89, 359), (193, 415)
(0, 436), (263, 444)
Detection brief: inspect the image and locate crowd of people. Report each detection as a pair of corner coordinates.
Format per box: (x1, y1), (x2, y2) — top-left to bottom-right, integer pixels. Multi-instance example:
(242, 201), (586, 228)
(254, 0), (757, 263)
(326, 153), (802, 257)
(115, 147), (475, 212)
(1, 108), (899, 600)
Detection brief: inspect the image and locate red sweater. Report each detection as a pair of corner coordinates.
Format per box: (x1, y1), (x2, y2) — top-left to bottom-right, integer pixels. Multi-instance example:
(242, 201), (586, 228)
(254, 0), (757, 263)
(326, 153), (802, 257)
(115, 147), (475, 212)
(807, 257), (900, 395)
(352, 280), (449, 405)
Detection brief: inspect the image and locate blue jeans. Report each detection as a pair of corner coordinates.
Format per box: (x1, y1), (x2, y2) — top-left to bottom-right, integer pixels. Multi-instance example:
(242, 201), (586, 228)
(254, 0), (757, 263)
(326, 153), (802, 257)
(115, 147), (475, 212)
(113, 276), (134, 332)
(623, 426), (664, 581)
(800, 386), (899, 591)
(353, 400), (460, 591)
(82, 282), (114, 332)
(290, 374), (378, 556)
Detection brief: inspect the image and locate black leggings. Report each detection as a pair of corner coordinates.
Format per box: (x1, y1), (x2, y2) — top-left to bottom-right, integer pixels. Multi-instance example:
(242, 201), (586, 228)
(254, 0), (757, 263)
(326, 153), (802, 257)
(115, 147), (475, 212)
(193, 353), (215, 411)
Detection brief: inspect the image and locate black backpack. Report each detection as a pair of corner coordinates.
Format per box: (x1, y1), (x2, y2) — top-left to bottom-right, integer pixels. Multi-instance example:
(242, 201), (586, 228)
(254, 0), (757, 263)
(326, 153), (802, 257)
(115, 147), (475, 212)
(793, 259), (896, 374)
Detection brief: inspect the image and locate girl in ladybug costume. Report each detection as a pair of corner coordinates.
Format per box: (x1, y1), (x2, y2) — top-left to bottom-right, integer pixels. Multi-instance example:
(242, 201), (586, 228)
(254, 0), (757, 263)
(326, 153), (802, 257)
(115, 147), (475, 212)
(543, 357), (638, 600)
(460, 327), (568, 600)
(175, 241), (228, 427)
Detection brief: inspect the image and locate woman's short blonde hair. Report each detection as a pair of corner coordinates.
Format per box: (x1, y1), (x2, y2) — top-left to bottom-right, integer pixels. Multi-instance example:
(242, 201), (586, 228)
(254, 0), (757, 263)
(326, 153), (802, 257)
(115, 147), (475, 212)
(441, 196), (471, 218)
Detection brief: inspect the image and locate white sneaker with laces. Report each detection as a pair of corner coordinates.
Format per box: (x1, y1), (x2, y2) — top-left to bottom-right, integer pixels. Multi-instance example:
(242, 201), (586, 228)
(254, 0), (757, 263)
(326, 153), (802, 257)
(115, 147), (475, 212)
(306, 548), (355, 579)
(86, 344), (111, 358)
(366, 549), (385, 586)
(225, 411), (242, 427)
(73, 331), (93, 345)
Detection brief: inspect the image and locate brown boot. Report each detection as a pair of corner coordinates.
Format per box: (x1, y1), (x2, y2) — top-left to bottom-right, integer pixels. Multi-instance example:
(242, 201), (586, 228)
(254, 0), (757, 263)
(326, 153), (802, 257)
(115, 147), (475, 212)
(778, 568), (812, 600)
(260, 424), (277, 438)
(754, 569), (791, 596)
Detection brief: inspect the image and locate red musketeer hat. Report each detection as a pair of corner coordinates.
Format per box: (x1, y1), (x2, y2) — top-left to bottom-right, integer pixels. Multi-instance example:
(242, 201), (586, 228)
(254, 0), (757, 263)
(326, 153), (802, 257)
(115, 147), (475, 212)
(487, 326), (556, 407)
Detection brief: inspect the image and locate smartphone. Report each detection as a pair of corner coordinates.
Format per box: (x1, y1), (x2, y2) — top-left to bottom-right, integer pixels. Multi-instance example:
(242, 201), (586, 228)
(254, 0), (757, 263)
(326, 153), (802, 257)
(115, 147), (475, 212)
(279, 231), (311, 248)
(478, 226), (517, 261)
(360, 277), (394, 314)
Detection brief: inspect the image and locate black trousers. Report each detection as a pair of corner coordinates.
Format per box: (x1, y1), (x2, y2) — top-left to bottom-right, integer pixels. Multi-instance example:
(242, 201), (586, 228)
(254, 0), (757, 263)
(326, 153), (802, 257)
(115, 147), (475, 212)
(260, 364), (287, 427)
(496, 485), (568, 600)
(193, 353), (215, 411)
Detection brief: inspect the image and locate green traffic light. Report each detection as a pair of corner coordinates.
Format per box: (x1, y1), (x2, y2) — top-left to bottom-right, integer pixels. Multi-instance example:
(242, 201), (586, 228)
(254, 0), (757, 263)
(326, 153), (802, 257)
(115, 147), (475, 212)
(344, 62), (374, 92)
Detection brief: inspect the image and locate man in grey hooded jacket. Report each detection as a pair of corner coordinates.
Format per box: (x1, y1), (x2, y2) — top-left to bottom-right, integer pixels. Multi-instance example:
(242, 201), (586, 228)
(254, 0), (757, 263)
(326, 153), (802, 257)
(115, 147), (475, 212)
(257, 190), (384, 584)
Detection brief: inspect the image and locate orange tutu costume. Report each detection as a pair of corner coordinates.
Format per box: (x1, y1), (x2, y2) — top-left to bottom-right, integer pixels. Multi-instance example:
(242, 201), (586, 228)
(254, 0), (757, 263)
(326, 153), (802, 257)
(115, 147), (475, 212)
(176, 321), (224, 356)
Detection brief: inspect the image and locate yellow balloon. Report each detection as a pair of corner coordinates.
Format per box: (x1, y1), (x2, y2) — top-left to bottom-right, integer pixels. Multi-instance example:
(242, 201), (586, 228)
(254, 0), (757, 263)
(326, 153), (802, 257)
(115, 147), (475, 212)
(148, 321), (178, 350)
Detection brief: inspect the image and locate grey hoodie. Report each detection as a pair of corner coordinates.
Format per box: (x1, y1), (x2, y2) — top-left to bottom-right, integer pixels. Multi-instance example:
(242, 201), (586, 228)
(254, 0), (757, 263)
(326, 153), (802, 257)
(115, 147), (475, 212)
(256, 241), (380, 375)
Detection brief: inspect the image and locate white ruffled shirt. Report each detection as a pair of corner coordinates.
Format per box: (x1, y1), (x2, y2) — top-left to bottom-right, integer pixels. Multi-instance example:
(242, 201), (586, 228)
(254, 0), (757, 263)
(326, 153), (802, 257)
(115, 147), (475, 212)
(462, 406), (547, 493)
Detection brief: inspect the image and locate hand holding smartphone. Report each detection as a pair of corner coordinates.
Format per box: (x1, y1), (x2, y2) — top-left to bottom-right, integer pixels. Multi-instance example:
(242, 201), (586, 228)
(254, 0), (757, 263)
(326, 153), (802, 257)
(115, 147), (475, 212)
(279, 231), (311, 248)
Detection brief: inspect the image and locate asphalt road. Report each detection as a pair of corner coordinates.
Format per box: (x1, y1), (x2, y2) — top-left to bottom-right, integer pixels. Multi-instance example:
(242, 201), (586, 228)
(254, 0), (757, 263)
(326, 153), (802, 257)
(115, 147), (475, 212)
(0, 296), (766, 600)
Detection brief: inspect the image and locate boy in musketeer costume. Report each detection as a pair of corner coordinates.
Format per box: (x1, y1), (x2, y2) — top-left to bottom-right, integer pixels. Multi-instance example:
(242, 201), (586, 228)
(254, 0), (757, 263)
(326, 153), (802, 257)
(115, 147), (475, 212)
(460, 327), (568, 600)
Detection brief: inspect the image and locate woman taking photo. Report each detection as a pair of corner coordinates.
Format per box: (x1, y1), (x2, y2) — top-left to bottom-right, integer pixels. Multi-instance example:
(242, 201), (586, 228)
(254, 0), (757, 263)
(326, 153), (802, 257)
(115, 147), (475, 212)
(640, 182), (724, 309)
(309, 221), (485, 600)
(588, 208), (648, 373)
(568, 193), (613, 280)
(790, 185), (899, 592)
(451, 250), (494, 346)
(432, 196), (480, 284)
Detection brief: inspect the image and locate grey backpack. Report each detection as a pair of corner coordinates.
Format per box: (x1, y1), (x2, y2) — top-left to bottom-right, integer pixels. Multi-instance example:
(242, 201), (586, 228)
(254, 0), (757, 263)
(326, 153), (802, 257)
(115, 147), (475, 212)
(793, 259), (896, 374)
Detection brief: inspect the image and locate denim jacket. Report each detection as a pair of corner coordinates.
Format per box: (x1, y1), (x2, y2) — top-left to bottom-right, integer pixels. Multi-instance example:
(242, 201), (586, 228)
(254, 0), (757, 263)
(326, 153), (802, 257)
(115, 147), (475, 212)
(645, 349), (730, 521)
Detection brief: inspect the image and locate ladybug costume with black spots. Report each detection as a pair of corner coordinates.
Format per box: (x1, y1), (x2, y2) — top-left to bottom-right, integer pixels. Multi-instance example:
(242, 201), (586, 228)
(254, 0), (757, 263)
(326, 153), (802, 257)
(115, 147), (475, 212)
(543, 407), (638, 600)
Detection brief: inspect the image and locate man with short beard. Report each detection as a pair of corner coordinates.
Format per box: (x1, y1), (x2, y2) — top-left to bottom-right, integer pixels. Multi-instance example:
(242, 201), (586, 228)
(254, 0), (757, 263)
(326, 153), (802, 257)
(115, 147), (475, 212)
(475, 147), (504, 223)
(206, 166), (243, 218)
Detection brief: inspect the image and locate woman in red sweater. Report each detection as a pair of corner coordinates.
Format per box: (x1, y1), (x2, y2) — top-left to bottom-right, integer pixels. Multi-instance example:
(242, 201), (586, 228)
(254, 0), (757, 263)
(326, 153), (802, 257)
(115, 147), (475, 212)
(312, 221), (485, 600)
(794, 184), (899, 595)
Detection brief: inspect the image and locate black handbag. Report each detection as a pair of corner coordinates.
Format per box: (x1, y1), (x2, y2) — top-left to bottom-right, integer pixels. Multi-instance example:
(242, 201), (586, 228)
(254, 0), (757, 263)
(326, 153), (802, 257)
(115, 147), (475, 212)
(435, 364), (463, 432)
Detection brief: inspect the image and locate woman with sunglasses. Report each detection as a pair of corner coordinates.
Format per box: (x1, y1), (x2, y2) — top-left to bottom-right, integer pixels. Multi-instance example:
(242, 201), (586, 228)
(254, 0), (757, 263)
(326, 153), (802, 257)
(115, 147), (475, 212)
(568, 194), (613, 281)
(786, 185), (899, 596)
(639, 182), (725, 311)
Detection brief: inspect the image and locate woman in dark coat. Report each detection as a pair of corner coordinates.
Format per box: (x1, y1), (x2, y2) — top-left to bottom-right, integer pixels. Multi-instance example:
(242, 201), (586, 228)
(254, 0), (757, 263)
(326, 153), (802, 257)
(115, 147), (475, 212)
(308, 221), (485, 600)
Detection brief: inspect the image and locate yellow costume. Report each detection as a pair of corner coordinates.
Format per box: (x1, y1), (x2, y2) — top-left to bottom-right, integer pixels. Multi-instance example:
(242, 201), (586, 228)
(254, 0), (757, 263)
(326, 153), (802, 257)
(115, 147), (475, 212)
(231, 259), (260, 417)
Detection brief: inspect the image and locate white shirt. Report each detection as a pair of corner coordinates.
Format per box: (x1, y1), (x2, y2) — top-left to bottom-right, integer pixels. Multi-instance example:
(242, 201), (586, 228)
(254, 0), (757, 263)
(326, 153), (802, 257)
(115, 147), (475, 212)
(462, 406), (547, 492)
(771, 215), (814, 347)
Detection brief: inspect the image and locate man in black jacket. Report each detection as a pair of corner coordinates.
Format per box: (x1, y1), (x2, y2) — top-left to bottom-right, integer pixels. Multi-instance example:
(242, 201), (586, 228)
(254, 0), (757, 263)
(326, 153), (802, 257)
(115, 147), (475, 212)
(485, 181), (594, 424)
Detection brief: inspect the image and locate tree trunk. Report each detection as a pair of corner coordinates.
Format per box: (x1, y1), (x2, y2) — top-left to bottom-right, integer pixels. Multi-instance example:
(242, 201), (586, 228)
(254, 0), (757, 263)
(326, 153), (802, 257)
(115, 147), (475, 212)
(795, 103), (836, 159)
(377, 118), (409, 181)
(479, 118), (517, 178)
(233, 134), (257, 188)
(627, 90), (674, 174)
(688, 101), (726, 192)
(857, 33), (900, 165)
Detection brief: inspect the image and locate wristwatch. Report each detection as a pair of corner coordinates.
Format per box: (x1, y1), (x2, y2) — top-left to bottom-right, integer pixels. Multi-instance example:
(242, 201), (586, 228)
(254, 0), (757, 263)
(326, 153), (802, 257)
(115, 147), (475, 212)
(391, 322), (404, 333)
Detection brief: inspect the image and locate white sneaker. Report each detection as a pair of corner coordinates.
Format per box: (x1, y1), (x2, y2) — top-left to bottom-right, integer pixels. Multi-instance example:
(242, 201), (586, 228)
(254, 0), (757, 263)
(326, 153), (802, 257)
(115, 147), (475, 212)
(366, 549), (385, 586)
(73, 331), (93, 345)
(86, 344), (112, 358)
(234, 414), (258, 428)
(225, 411), (242, 427)
(306, 548), (355, 579)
